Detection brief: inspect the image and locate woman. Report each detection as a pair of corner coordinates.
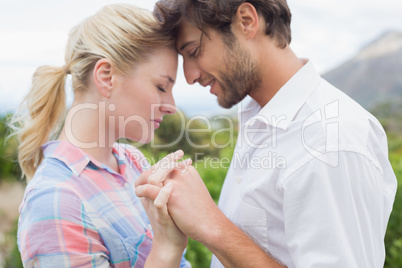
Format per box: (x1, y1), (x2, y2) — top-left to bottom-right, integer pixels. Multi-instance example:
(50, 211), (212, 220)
(10, 4), (190, 267)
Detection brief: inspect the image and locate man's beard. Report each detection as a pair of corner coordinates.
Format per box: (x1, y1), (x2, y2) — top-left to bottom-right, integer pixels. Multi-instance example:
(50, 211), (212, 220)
(217, 38), (262, 109)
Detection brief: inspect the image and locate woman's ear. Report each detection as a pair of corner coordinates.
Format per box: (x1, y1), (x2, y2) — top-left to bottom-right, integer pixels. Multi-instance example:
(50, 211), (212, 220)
(93, 58), (114, 98)
(233, 2), (260, 40)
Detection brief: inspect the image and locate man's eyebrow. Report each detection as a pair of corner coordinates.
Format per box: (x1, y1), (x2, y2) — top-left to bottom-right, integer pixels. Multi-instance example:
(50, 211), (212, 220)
(161, 75), (175, 84)
(179, 41), (195, 52)
(179, 32), (205, 52)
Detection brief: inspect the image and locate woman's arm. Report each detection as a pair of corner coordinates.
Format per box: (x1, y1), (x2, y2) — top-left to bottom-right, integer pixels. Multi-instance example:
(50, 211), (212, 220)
(142, 182), (187, 268)
(137, 150), (192, 268)
(18, 184), (110, 267)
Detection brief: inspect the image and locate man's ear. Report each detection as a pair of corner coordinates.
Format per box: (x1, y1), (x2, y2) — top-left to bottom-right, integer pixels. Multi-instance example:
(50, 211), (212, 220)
(232, 2), (260, 40)
(93, 58), (114, 98)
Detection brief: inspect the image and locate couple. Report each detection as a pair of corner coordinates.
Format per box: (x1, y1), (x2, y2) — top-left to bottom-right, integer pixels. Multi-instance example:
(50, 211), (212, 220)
(12, 1), (397, 267)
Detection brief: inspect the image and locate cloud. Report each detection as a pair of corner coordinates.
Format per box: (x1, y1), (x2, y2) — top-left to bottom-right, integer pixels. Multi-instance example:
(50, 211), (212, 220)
(0, 65), (34, 114)
(0, 31), (66, 64)
(0, 31), (67, 114)
(288, 0), (402, 72)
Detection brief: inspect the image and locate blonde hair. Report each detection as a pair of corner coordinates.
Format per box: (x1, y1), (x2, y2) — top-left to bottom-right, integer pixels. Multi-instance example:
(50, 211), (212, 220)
(9, 4), (173, 180)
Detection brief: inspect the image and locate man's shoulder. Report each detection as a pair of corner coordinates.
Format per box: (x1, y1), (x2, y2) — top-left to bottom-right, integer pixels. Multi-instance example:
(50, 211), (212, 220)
(301, 78), (385, 145)
(282, 79), (389, 175)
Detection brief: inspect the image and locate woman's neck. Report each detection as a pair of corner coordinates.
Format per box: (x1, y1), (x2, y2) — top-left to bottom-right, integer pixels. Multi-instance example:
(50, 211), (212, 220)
(58, 101), (120, 173)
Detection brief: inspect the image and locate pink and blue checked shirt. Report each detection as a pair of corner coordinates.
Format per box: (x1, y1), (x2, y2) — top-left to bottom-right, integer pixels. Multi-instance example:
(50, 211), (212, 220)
(18, 140), (190, 267)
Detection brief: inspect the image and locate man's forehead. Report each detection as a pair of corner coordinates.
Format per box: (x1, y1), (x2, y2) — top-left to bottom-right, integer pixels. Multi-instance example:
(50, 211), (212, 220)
(176, 21), (203, 51)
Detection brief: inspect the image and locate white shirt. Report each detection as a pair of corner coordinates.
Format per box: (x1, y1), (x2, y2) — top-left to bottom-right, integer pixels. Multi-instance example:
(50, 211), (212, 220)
(210, 61), (397, 268)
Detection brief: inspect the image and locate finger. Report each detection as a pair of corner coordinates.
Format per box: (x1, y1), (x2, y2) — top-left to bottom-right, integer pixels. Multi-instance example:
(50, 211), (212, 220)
(149, 158), (192, 186)
(135, 169), (152, 187)
(154, 182), (173, 210)
(148, 160), (176, 186)
(164, 149), (185, 163)
(151, 150), (184, 173)
(135, 184), (161, 201)
(176, 158), (192, 170)
(148, 150), (185, 186)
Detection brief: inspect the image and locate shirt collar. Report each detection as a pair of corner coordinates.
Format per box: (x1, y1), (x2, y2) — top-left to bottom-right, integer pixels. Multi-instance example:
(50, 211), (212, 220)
(239, 60), (321, 130)
(42, 140), (122, 177)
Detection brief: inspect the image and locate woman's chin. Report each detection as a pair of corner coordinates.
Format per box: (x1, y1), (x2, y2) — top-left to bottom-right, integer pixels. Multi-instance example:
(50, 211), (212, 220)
(126, 134), (153, 145)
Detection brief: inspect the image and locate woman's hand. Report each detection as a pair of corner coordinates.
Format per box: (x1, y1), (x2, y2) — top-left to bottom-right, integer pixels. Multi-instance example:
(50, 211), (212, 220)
(135, 150), (192, 266)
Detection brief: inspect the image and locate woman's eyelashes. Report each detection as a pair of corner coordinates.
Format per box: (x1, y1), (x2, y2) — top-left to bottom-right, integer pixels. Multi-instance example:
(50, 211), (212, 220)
(157, 86), (166, 93)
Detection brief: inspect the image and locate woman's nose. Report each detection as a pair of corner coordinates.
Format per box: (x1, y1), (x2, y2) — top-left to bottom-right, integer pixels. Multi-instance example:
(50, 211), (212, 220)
(160, 94), (176, 115)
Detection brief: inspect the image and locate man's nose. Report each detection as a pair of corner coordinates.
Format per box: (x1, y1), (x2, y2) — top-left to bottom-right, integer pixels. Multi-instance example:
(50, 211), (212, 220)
(183, 58), (201, 85)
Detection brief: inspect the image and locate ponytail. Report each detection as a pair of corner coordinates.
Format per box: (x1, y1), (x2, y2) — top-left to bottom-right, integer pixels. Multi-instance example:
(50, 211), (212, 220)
(9, 65), (67, 180)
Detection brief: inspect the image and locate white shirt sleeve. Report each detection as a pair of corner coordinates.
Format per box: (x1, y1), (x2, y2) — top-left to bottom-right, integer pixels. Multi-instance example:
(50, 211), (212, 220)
(282, 150), (391, 268)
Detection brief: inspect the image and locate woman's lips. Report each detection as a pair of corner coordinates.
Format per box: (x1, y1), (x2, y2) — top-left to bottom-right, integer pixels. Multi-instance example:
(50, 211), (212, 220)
(152, 119), (162, 129)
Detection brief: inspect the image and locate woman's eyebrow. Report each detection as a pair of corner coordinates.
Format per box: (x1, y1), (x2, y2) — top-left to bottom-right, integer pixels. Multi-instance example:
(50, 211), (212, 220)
(161, 75), (175, 84)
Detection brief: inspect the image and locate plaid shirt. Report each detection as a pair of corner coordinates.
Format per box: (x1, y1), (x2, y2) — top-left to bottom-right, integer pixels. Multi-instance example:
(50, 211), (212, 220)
(18, 140), (190, 268)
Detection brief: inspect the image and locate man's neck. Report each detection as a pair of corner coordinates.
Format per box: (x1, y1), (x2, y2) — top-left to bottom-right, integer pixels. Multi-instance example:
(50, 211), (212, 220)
(249, 45), (305, 108)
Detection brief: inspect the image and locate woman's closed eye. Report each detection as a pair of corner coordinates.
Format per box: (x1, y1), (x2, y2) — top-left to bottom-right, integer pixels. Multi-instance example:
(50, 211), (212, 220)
(157, 86), (166, 93)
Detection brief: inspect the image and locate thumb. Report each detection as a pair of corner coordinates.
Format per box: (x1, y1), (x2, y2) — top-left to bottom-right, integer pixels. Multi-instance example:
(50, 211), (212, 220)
(135, 184), (161, 200)
(154, 182), (173, 209)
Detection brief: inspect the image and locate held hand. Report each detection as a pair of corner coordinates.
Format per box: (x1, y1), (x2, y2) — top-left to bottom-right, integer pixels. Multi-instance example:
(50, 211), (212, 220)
(138, 164), (284, 268)
(141, 182), (187, 251)
(137, 164), (222, 243)
(164, 166), (222, 244)
(135, 150), (192, 251)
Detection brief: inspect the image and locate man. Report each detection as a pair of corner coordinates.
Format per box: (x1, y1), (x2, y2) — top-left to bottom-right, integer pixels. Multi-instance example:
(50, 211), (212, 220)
(136, 0), (397, 267)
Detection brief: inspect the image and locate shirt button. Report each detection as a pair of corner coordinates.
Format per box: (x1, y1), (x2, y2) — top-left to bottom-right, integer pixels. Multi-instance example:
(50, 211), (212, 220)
(124, 183), (130, 189)
(236, 176), (242, 184)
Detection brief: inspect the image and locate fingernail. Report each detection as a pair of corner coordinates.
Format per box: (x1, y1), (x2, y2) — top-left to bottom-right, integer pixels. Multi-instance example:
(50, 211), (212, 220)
(183, 158), (192, 165)
(134, 187), (142, 195)
(175, 149), (184, 156)
(165, 182), (173, 188)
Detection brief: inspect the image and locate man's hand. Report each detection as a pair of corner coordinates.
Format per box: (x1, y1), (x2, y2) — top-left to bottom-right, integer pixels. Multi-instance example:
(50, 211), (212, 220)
(136, 164), (222, 244)
(136, 161), (285, 268)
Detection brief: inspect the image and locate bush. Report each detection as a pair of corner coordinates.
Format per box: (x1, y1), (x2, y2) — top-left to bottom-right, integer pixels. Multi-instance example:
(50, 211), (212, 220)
(0, 114), (21, 182)
(384, 152), (402, 268)
(3, 219), (22, 268)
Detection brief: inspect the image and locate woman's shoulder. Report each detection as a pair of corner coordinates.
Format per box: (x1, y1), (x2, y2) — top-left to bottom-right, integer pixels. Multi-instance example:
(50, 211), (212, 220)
(20, 157), (83, 212)
(29, 157), (77, 190)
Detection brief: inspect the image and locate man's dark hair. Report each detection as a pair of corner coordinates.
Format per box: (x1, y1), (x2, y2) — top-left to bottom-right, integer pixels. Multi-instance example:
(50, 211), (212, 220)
(154, 0), (292, 48)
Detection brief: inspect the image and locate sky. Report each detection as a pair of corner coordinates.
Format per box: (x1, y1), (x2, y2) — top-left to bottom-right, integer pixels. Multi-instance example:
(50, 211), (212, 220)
(0, 0), (401, 116)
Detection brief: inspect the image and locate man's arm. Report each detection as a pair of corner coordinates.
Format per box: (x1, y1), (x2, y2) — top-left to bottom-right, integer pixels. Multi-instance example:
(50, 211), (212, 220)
(136, 165), (285, 267)
(200, 204), (284, 267)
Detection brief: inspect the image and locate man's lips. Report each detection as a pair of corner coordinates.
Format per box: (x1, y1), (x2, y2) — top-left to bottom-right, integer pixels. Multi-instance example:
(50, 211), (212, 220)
(203, 79), (216, 95)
